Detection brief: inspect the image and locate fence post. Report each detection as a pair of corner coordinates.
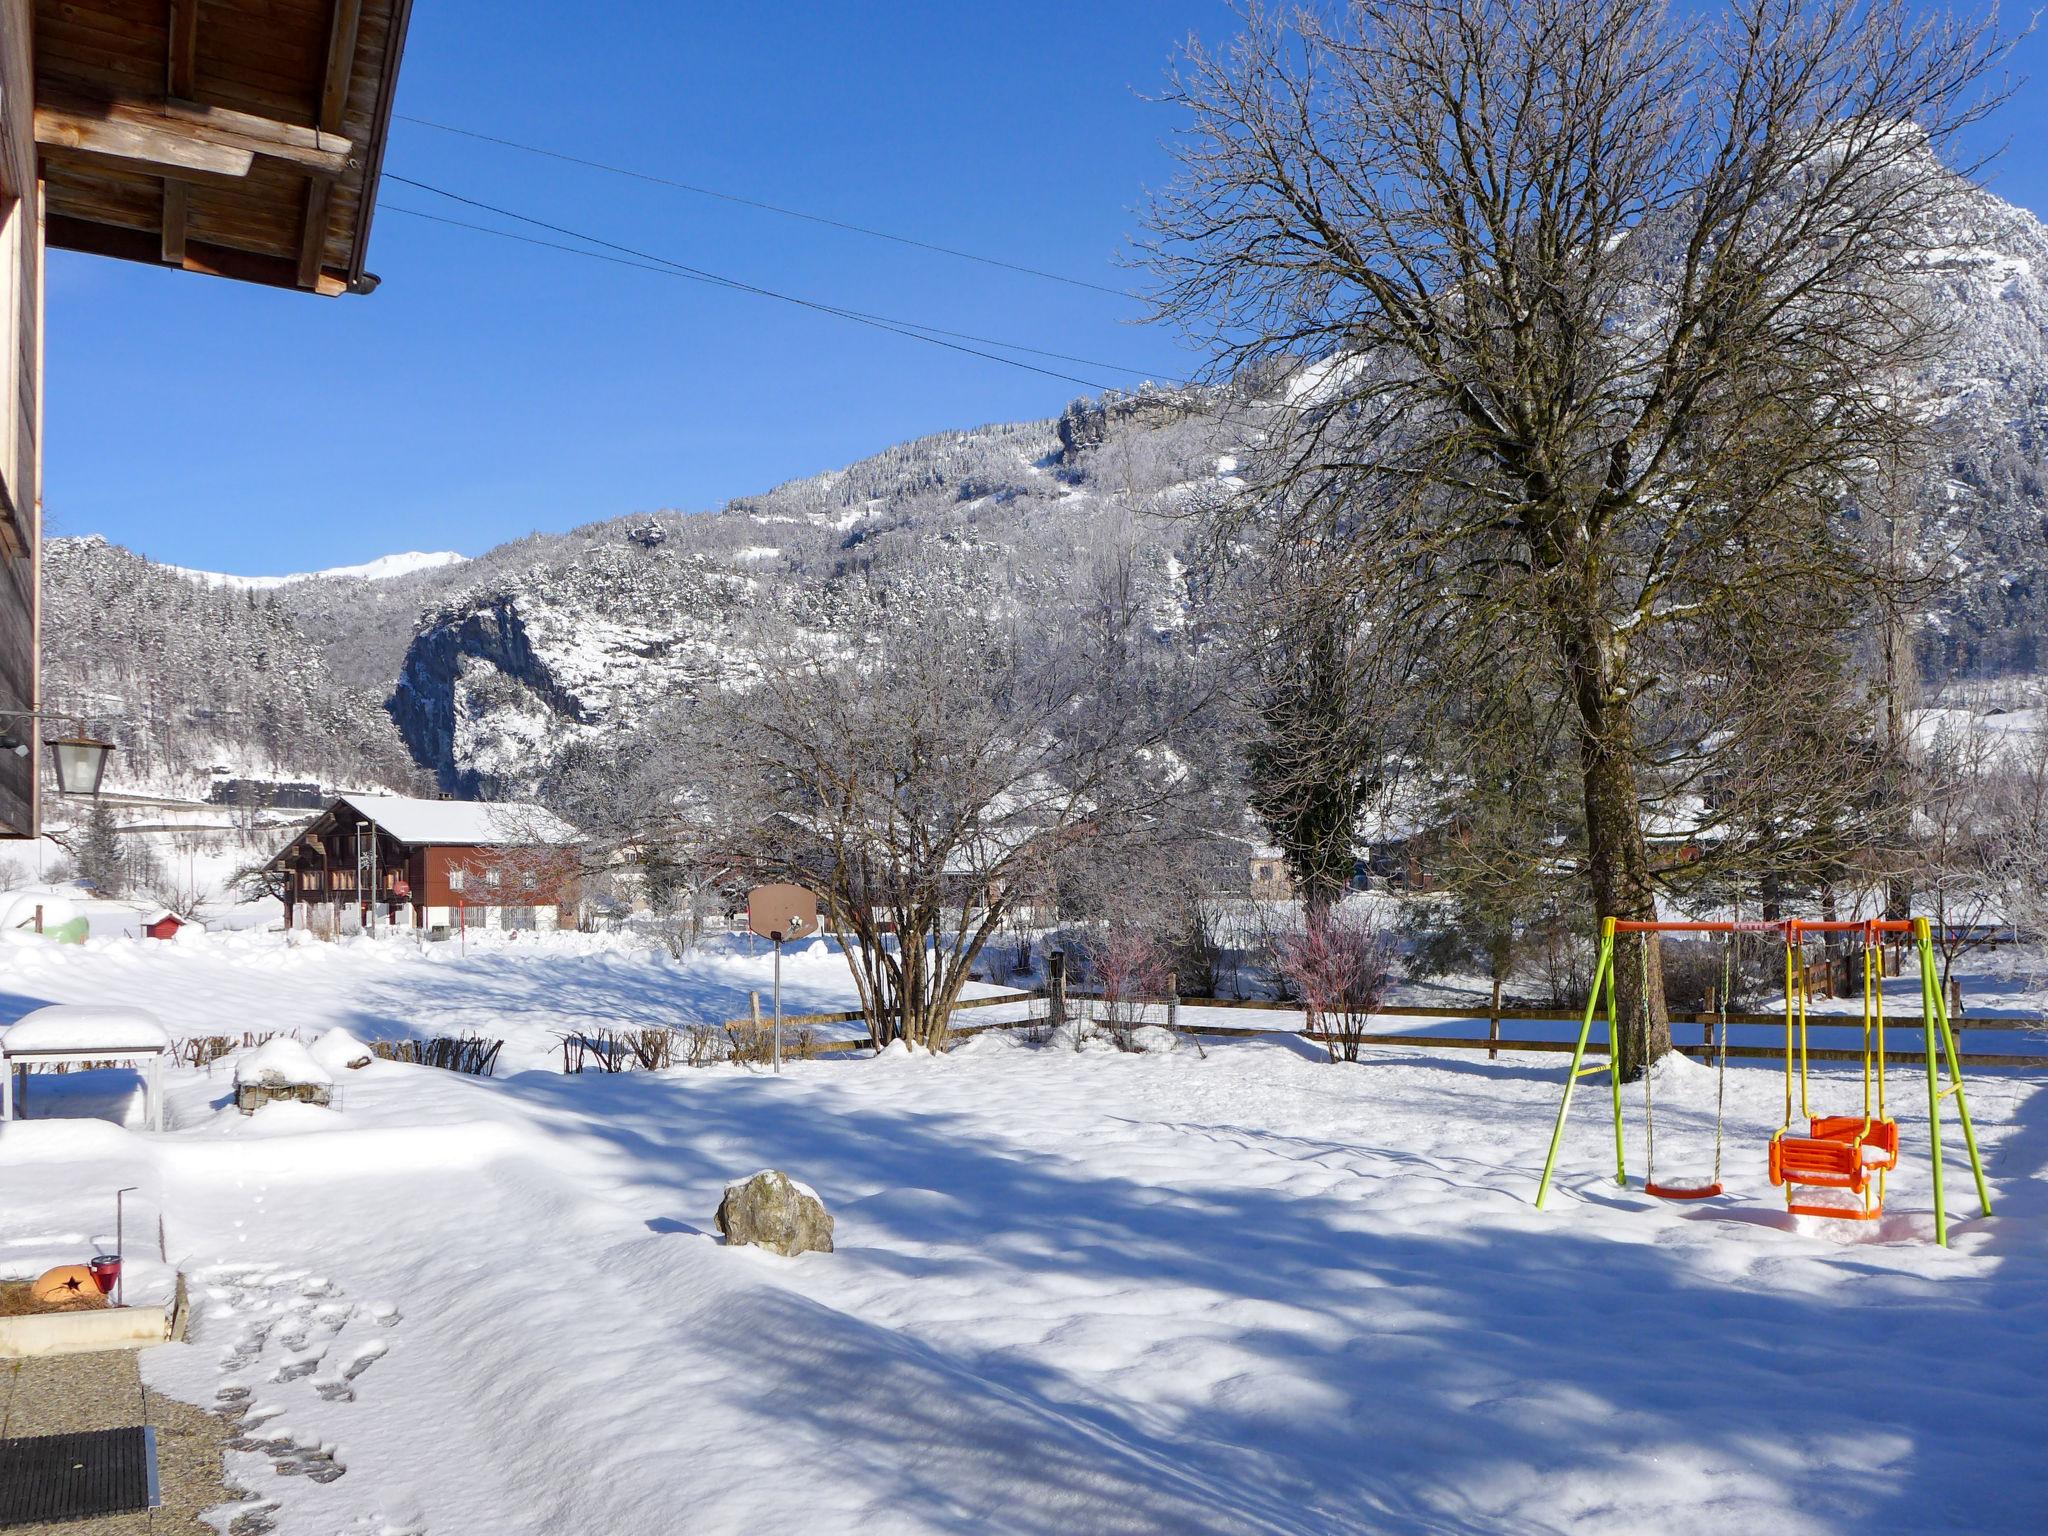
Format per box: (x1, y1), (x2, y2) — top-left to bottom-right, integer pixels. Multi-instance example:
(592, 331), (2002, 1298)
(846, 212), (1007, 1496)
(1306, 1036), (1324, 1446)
(1048, 950), (1067, 1029)
(1166, 971), (1180, 1032)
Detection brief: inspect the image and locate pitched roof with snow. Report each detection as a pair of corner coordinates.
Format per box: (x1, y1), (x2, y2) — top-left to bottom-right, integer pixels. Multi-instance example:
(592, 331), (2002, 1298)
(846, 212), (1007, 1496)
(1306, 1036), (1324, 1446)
(335, 794), (578, 847)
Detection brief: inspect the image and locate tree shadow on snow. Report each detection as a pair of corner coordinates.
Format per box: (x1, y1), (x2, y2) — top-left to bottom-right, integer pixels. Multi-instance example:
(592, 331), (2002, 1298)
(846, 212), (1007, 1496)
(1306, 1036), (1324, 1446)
(480, 1061), (2048, 1535)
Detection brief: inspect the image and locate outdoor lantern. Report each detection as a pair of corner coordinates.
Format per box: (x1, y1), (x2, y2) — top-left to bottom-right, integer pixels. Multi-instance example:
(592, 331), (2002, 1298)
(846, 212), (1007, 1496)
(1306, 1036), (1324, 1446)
(45, 734), (115, 797)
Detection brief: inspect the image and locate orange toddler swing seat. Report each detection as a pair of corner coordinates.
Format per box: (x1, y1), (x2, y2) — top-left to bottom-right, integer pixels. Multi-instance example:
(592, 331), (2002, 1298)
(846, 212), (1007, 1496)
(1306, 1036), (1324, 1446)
(1768, 923), (1902, 1221)
(1769, 1116), (1898, 1219)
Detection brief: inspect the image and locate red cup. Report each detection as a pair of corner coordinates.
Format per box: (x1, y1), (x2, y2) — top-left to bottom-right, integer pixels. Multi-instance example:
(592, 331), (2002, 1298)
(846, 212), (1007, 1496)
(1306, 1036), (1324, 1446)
(87, 1254), (121, 1295)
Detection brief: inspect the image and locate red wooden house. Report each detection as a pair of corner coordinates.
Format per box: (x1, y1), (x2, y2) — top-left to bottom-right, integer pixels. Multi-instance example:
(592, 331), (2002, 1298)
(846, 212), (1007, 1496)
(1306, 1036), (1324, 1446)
(270, 794), (582, 936)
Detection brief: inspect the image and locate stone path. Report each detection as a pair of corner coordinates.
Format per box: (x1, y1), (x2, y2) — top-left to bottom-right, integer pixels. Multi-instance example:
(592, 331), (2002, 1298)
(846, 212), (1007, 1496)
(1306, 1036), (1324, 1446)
(0, 1350), (232, 1534)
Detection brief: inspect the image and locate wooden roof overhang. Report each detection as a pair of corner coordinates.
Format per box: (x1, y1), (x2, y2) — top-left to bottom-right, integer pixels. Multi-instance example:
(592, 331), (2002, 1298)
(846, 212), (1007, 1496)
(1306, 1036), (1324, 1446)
(33, 0), (416, 296)
(269, 800), (384, 872)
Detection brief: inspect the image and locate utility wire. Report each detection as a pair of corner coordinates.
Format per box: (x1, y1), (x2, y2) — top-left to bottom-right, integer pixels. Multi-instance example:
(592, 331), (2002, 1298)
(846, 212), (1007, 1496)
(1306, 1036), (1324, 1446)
(382, 174), (1186, 390)
(380, 204), (1170, 380)
(396, 113), (1134, 299)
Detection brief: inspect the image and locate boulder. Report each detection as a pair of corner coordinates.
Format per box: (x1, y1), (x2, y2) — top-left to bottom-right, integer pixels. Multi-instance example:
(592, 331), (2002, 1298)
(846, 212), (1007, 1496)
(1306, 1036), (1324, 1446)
(715, 1170), (833, 1257)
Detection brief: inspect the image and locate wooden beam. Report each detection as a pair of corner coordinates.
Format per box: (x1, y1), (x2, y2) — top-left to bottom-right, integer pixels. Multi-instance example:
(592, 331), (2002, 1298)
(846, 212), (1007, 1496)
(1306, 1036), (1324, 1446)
(300, 0), (363, 291)
(36, 109), (252, 178)
(44, 213), (345, 294)
(160, 179), (187, 265)
(319, 1), (365, 135)
(297, 175), (332, 289)
(35, 90), (353, 177)
(167, 0), (201, 101)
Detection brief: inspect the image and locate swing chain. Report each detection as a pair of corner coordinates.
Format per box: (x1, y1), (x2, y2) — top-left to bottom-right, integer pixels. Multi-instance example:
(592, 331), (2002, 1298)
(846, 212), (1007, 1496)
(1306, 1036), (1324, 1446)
(1639, 935), (1655, 1187)
(1712, 932), (1731, 1183)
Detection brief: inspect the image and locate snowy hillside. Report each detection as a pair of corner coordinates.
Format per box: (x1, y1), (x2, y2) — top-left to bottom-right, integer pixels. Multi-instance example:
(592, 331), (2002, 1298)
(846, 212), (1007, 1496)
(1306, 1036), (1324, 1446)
(39, 170), (2048, 795)
(40, 537), (427, 797)
(166, 551), (468, 591)
(1909, 177), (2048, 674)
(389, 400), (1227, 794)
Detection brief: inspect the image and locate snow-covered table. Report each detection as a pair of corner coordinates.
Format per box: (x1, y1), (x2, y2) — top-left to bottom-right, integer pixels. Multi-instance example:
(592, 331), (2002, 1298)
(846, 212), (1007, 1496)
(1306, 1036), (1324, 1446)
(1, 1005), (172, 1132)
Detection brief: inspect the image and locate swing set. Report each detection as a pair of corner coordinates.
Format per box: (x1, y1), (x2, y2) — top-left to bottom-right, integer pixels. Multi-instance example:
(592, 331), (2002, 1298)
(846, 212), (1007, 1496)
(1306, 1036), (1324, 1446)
(1534, 915), (1992, 1245)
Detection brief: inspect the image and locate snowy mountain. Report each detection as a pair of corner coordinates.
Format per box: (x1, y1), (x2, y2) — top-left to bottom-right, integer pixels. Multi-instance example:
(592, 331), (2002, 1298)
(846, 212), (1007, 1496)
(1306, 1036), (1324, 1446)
(1907, 176), (2048, 675)
(166, 550), (468, 591)
(41, 537), (428, 797)
(38, 173), (2048, 798)
(389, 400), (1228, 795)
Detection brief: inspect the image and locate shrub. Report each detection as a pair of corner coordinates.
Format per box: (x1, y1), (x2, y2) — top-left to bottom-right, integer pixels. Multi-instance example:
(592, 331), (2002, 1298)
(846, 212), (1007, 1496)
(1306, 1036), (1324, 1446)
(1276, 910), (1393, 1064)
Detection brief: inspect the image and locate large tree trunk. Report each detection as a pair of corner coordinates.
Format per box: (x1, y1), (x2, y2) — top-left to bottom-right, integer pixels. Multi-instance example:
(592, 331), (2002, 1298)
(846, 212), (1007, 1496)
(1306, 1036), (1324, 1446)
(1563, 614), (1669, 1079)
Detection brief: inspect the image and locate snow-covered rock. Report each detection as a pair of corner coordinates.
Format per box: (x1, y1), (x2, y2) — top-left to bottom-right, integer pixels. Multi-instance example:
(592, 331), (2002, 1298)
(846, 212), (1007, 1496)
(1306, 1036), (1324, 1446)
(308, 1028), (374, 1074)
(234, 1038), (332, 1089)
(715, 1169), (834, 1257)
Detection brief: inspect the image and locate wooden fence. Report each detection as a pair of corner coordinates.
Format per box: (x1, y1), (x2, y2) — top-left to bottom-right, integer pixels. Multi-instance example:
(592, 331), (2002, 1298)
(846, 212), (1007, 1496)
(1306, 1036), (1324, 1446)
(753, 988), (2048, 1069)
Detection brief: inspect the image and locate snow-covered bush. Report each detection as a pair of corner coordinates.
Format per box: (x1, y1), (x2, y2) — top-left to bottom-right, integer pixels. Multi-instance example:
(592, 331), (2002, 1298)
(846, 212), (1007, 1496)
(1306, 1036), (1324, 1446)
(1277, 910), (1392, 1064)
(1084, 926), (1171, 1053)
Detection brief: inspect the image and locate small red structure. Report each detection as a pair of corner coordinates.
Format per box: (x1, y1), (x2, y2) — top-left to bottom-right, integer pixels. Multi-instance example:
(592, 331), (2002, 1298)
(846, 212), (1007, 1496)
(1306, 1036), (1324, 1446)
(141, 911), (183, 941)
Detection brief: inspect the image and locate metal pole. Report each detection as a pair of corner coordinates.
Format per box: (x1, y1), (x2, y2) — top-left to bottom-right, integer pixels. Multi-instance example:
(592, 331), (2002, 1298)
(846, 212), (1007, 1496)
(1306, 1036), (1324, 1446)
(115, 1186), (137, 1307)
(773, 938), (783, 1073)
(1928, 924), (1993, 1221)
(1917, 919), (1948, 1247)
(1536, 919), (1616, 1208)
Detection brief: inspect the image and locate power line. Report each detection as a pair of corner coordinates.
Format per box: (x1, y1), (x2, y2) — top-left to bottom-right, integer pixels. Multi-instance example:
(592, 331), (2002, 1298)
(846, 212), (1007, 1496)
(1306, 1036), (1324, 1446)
(379, 204), (1173, 381)
(396, 112), (1134, 300)
(381, 173), (1187, 391)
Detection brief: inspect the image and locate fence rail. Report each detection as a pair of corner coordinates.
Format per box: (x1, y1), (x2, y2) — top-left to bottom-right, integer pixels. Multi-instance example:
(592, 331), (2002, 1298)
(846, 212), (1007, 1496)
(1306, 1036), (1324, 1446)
(1156, 993), (2041, 1032)
(714, 986), (2047, 1069)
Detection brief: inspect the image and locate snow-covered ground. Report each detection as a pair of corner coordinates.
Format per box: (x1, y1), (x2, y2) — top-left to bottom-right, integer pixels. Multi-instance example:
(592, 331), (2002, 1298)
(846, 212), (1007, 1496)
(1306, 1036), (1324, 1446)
(1, 931), (2044, 1533)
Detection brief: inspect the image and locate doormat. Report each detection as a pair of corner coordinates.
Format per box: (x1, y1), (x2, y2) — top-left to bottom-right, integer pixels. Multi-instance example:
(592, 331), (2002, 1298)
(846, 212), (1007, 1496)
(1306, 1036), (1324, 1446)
(0, 1425), (158, 1527)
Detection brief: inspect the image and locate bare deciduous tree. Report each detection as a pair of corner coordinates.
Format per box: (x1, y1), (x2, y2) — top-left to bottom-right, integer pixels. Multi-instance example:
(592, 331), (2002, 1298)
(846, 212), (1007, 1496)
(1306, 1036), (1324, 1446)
(1989, 724), (2048, 954)
(1144, 0), (2007, 1073)
(1913, 715), (2020, 999)
(697, 608), (1196, 1050)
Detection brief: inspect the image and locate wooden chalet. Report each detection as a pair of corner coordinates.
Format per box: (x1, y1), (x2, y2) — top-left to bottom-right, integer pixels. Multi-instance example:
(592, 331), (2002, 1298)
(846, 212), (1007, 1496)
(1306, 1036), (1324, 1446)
(0, 1), (418, 837)
(272, 794), (584, 935)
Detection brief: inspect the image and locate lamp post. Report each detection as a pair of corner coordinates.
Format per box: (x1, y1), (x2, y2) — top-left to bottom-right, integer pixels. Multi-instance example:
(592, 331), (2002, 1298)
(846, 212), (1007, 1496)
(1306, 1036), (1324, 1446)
(44, 734), (115, 797)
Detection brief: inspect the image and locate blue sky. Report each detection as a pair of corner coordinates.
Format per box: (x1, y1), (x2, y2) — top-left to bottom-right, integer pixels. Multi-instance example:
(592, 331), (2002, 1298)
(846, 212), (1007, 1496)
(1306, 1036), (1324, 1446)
(45, 1), (2045, 575)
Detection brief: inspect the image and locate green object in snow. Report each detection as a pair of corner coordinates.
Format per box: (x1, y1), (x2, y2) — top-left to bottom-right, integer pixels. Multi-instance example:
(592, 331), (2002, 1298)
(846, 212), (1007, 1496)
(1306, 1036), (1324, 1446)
(45, 916), (88, 944)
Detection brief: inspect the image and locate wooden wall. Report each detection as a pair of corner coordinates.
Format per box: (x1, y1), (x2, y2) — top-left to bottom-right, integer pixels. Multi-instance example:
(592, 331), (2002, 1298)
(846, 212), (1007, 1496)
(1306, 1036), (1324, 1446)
(0, 0), (39, 837)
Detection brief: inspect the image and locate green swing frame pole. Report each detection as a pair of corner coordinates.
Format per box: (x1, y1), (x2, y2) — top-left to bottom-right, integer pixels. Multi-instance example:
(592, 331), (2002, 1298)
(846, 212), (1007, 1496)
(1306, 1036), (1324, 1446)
(1917, 919), (1947, 1244)
(1536, 917), (1621, 1208)
(1912, 917), (1991, 1248)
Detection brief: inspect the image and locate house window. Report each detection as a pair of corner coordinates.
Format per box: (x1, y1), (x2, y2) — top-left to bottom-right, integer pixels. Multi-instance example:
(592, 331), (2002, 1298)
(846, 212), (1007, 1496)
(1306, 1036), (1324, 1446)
(485, 868), (501, 888)
(448, 869), (466, 893)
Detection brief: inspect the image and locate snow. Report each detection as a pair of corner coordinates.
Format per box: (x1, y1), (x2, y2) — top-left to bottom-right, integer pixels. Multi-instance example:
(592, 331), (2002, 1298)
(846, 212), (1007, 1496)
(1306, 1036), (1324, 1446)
(1, 1003), (171, 1053)
(309, 1028), (374, 1074)
(0, 929), (2042, 1532)
(234, 1038), (333, 1088)
(168, 551), (469, 590)
(334, 793), (577, 846)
